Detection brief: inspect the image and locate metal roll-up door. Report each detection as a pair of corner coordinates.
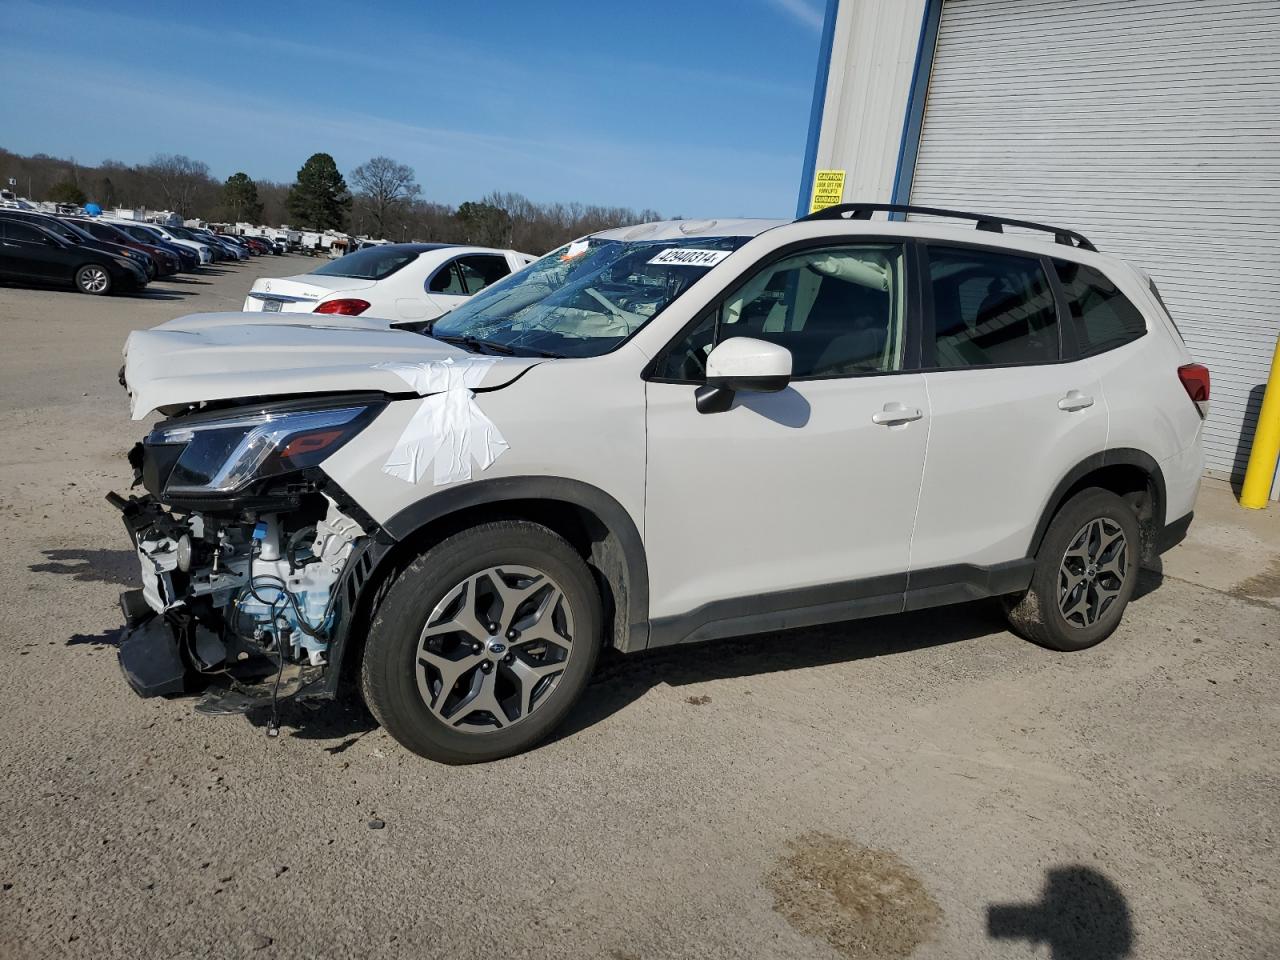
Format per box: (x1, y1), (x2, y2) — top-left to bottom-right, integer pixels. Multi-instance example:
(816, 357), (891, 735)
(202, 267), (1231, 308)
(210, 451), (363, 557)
(907, 0), (1280, 487)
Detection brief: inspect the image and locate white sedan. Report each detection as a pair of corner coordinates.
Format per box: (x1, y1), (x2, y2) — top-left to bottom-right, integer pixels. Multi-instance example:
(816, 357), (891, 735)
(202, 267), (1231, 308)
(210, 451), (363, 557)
(243, 243), (534, 321)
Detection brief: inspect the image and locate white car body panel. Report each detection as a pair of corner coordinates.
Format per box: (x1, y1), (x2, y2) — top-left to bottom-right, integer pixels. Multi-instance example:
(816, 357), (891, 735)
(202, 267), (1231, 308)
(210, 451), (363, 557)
(320, 351), (646, 533)
(242, 245), (531, 322)
(645, 374), (930, 620)
(909, 363), (1108, 569)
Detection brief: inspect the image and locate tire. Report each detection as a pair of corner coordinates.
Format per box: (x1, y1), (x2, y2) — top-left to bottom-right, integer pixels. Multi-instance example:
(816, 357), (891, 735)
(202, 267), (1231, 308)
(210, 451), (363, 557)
(74, 263), (112, 295)
(361, 521), (603, 763)
(1004, 487), (1142, 652)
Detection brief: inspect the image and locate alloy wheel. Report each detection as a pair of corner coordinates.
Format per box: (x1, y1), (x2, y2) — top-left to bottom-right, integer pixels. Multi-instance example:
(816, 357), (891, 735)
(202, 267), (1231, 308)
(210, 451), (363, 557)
(1058, 517), (1128, 628)
(415, 565), (575, 732)
(80, 267), (109, 293)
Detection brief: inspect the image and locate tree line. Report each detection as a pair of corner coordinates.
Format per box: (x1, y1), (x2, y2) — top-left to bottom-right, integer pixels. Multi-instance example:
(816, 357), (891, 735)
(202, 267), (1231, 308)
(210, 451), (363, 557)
(0, 147), (660, 254)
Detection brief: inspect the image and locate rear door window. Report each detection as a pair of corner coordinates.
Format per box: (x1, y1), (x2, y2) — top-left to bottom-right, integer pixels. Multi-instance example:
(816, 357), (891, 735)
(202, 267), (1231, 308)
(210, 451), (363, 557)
(455, 255), (511, 295)
(926, 246), (1060, 367)
(1053, 260), (1147, 355)
(428, 262), (466, 295)
(2, 222), (46, 243)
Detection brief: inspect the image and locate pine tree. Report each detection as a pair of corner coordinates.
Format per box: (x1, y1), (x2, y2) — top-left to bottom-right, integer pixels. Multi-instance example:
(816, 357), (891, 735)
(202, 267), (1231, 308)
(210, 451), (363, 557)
(286, 153), (351, 230)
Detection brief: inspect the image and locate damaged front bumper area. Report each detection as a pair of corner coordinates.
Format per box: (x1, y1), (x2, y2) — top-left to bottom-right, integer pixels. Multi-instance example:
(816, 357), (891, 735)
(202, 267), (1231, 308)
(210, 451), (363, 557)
(110, 492), (376, 713)
(107, 396), (389, 716)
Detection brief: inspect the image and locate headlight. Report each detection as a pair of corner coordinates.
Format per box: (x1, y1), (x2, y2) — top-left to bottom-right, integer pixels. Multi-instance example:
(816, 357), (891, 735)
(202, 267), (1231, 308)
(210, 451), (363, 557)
(147, 404), (380, 496)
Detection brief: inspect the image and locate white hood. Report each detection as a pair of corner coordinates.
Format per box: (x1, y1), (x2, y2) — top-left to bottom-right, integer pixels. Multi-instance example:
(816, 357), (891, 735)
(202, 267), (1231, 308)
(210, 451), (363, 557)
(123, 312), (543, 420)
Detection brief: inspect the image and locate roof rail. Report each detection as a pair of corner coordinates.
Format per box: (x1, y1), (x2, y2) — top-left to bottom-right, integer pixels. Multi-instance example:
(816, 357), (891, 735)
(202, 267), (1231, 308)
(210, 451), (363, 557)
(796, 202), (1097, 252)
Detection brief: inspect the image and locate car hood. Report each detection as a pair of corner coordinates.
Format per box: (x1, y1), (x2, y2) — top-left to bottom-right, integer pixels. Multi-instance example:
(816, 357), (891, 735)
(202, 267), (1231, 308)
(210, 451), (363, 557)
(122, 312), (543, 420)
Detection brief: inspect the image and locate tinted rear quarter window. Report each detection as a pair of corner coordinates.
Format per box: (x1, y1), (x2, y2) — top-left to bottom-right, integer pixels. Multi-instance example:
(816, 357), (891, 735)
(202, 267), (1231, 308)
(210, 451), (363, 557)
(1053, 260), (1147, 355)
(456, 254), (511, 294)
(927, 246), (1060, 367)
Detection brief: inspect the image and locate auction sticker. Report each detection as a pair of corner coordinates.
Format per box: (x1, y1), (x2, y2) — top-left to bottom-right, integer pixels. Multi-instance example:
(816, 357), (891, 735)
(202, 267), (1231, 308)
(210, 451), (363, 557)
(648, 248), (732, 268)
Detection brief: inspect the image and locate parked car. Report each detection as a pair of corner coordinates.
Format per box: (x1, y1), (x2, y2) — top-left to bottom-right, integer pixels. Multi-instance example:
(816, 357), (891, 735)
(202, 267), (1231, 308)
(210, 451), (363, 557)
(66, 217), (181, 276)
(242, 243), (533, 320)
(111, 205), (1205, 763)
(244, 236), (276, 256)
(0, 209), (158, 279)
(224, 234), (265, 256)
(109, 222), (200, 271)
(170, 226), (240, 262)
(116, 222), (213, 266)
(0, 214), (148, 294)
(195, 229), (250, 261)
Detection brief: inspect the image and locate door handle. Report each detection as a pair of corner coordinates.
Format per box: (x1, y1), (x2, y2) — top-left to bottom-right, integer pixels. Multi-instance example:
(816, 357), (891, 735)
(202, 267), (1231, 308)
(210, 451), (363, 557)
(1058, 390), (1095, 412)
(872, 402), (924, 426)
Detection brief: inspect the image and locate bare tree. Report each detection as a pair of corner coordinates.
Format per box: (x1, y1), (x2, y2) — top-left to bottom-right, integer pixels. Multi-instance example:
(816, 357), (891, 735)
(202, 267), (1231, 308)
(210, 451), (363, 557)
(142, 154), (215, 216)
(350, 156), (421, 238)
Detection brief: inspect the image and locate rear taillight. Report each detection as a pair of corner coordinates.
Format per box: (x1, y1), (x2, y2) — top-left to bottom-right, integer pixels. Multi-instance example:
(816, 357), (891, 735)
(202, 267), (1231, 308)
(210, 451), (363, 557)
(314, 298), (371, 316)
(1178, 363), (1210, 417)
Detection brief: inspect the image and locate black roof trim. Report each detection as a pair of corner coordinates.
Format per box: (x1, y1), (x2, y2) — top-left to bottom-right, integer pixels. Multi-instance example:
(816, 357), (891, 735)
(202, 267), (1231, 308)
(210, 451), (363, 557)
(796, 202), (1096, 252)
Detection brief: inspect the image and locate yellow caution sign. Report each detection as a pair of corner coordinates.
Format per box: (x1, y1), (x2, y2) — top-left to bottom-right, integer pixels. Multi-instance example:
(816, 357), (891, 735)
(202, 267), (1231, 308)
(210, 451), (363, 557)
(809, 169), (846, 213)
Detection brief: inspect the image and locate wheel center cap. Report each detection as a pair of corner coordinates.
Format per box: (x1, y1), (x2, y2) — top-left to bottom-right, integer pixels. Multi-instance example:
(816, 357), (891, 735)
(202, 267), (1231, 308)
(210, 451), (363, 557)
(1085, 563), (1099, 581)
(486, 638), (507, 656)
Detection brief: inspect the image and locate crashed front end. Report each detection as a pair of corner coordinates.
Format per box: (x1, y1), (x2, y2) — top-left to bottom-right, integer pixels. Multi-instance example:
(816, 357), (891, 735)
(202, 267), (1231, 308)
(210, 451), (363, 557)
(109, 395), (387, 718)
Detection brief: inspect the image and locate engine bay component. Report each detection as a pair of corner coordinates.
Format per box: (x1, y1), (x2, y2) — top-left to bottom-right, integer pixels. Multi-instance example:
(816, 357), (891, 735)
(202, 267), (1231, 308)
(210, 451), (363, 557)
(111, 488), (367, 706)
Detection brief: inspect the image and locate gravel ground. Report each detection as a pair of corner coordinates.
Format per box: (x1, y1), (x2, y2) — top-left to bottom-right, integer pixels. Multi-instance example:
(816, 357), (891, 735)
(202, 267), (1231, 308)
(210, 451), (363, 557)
(1, 260), (1277, 960)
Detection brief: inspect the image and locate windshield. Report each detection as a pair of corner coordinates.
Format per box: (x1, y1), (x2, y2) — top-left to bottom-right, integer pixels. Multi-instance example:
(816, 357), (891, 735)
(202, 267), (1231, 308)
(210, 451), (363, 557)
(42, 218), (90, 244)
(166, 226), (196, 240)
(312, 245), (420, 280)
(430, 235), (748, 358)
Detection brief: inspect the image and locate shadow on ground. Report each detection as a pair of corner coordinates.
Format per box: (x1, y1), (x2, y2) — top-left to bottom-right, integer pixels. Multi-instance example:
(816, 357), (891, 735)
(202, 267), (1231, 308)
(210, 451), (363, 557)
(989, 866), (1133, 959)
(67, 626), (123, 647)
(554, 600), (1011, 743)
(31, 548), (137, 586)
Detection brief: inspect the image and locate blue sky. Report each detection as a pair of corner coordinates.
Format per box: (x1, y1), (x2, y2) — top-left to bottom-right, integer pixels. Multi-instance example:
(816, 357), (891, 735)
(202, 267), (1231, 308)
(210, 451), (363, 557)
(1, 0), (827, 217)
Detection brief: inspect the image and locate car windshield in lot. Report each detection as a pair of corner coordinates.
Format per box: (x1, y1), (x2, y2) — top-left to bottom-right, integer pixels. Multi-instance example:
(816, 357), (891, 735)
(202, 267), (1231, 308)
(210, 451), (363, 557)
(36, 217), (91, 244)
(311, 245), (421, 280)
(429, 235), (748, 358)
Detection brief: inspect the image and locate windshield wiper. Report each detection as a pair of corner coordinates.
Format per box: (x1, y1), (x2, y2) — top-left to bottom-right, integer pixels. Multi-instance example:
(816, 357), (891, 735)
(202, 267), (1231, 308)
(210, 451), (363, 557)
(434, 334), (515, 356)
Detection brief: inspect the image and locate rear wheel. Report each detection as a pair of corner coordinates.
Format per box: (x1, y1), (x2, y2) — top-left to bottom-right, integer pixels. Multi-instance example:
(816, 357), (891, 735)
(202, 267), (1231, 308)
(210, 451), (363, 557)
(361, 521), (602, 763)
(75, 264), (111, 295)
(1004, 488), (1141, 651)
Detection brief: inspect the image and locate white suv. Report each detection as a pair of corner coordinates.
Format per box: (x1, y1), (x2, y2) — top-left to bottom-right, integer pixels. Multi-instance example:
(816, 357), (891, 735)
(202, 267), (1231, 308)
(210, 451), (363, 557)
(111, 205), (1207, 763)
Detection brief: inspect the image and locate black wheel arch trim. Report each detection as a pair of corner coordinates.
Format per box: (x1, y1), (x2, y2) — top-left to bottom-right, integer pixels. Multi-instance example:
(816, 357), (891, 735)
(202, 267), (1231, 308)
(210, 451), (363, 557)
(1029, 448), (1167, 559)
(381, 476), (650, 652)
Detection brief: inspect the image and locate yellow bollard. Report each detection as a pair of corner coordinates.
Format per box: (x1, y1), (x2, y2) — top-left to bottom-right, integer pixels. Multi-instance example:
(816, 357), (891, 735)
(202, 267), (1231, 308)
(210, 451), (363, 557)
(1240, 334), (1280, 509)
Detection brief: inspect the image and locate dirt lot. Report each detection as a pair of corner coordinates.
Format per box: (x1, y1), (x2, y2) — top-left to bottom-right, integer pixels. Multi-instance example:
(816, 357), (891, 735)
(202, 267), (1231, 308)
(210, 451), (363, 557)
(1, 260), (1277, 960)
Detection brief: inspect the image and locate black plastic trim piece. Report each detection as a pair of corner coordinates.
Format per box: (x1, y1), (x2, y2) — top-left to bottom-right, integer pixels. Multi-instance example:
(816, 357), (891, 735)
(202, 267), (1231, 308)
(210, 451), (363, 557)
(1155, 511), (1193, 555)
(1028, 449), (1167, 559)
(382, 476), (650, 652)
(647, 558), (1036, 649)
(903, 559), (1035, 611)
(648, 573), (906, 649)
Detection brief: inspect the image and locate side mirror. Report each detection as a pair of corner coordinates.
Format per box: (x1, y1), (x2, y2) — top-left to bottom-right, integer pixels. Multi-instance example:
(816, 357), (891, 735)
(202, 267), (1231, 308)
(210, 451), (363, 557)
(695, 337), (792, 414)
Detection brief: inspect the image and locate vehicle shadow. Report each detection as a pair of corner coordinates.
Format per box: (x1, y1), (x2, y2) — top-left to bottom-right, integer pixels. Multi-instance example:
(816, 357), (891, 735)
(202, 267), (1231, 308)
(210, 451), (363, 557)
(988, 866), (1133, 959)
(30, 548), (138, 586)
(553, 600), (1010, 743)
(133, 291), (192, 301)
(244, 688), (378, 745)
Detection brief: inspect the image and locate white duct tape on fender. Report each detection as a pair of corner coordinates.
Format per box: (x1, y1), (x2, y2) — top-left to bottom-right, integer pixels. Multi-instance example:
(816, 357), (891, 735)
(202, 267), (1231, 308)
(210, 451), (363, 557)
(375, 358), (510, 485)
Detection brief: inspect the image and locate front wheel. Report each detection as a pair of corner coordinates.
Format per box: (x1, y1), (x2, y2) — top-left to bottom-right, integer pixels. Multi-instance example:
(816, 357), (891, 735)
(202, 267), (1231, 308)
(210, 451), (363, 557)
(361, 521), (603, 763)
(75, 264), (112, 295)
(1004, 488), (1142, 652)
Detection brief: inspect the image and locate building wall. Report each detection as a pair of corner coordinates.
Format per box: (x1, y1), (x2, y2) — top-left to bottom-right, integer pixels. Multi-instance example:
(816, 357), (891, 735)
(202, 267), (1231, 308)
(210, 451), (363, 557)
(807, 0), (927, 207)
